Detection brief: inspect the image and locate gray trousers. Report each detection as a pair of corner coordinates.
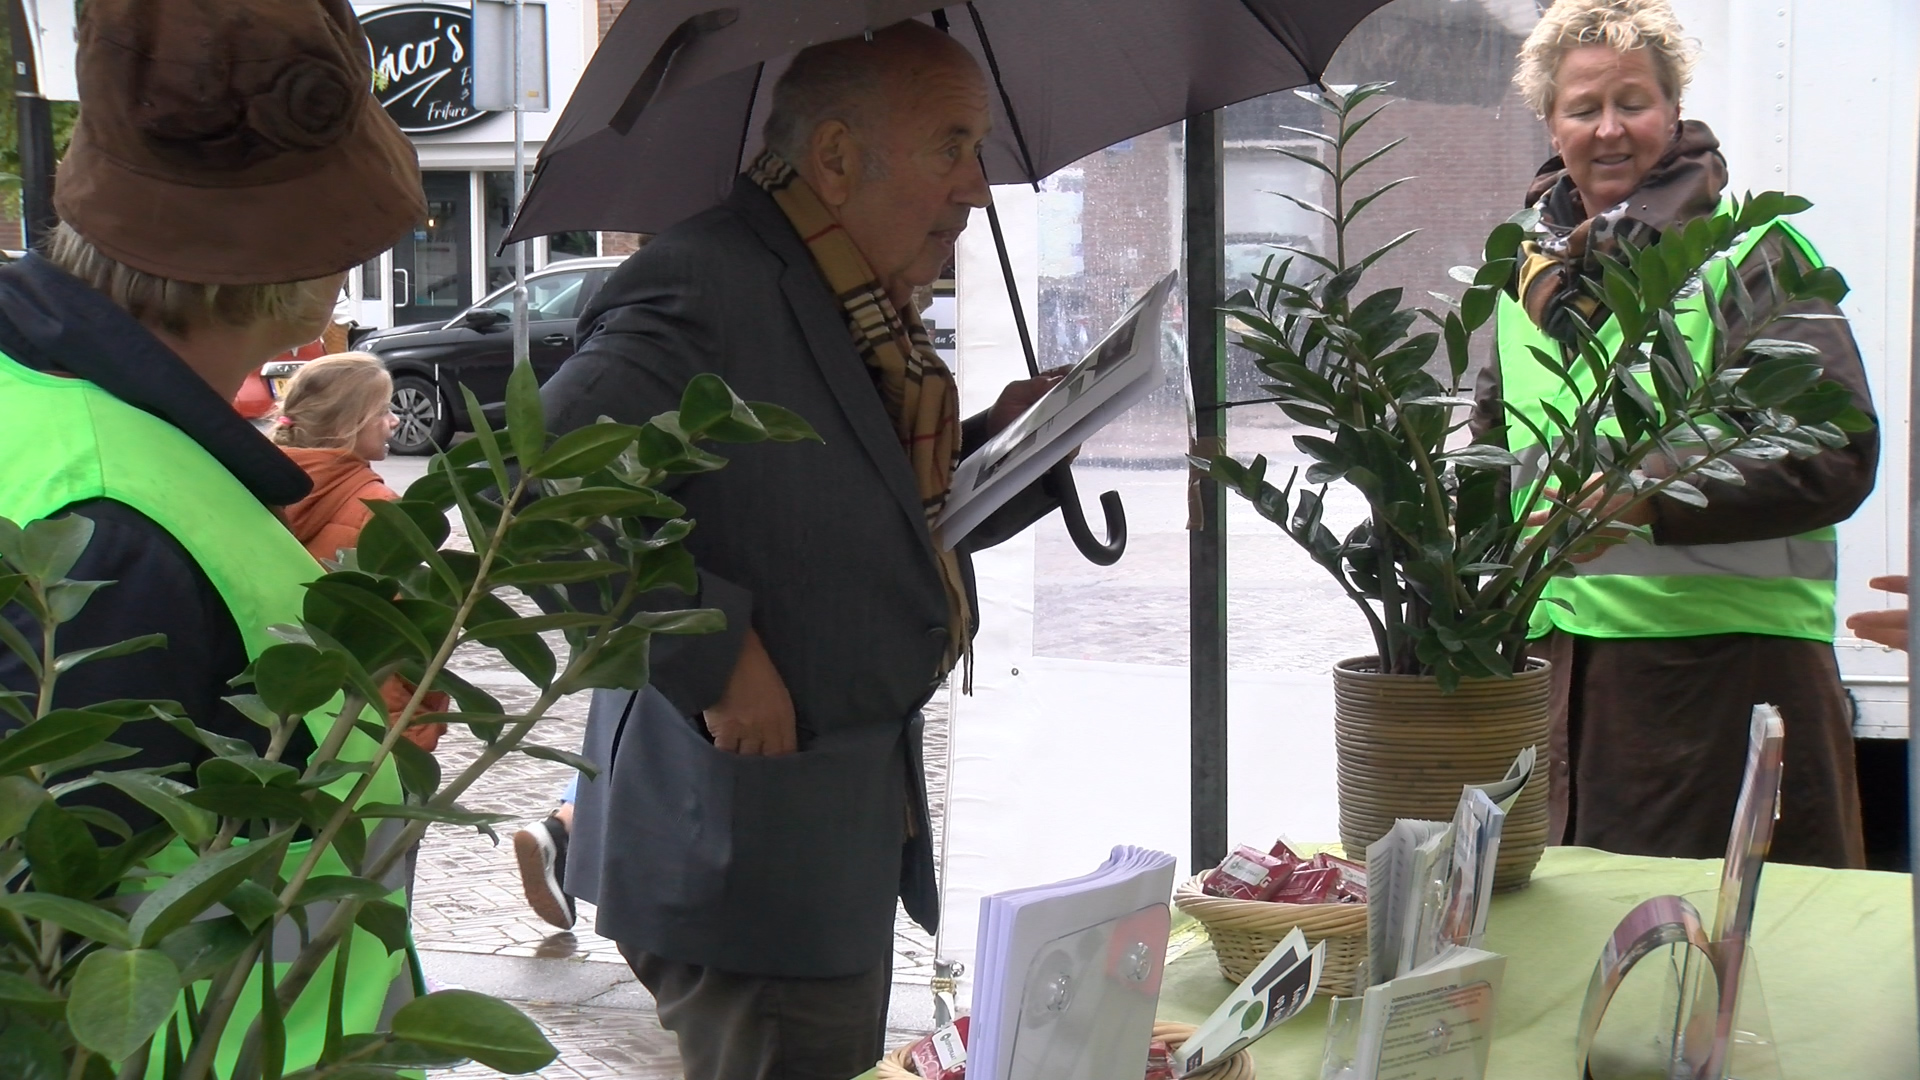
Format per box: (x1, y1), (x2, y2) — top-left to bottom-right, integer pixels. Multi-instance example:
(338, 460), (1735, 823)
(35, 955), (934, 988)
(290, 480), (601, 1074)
(621, 945), (891, 1080)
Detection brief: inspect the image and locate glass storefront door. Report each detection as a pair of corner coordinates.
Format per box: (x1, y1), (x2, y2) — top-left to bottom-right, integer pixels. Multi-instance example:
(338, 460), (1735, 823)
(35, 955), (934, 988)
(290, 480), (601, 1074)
(392, 171), (473, 327)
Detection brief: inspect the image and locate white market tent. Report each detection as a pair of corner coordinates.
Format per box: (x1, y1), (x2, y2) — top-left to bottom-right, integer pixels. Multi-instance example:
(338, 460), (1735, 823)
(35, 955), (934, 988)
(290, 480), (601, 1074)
(936, 0), (1919, 1012)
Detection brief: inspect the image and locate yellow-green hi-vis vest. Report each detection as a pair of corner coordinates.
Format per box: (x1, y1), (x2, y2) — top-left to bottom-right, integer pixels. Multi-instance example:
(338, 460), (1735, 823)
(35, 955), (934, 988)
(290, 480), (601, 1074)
(0, 352), (411, 1077)
(1495, 202), (1838, 642)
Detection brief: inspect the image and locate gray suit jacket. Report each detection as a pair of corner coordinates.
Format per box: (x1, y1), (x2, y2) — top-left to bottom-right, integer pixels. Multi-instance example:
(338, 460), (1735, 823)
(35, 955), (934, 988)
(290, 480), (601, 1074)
(543, 177), (1054, 978)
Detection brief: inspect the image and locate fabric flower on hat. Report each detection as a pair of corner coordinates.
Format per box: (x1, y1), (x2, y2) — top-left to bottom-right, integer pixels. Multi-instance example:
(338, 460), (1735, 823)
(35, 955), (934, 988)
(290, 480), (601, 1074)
(250, 57), (357, 151)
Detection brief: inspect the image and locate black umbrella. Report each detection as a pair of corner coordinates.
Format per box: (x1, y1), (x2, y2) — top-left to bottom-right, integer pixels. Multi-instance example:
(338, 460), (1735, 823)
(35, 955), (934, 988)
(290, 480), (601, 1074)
(506, 0), (1393, 565)
(508, 1), (1391, 239)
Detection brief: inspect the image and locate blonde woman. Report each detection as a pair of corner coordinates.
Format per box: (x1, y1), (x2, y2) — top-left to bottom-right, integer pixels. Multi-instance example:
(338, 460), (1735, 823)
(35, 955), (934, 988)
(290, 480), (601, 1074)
(272, 353), (401, 562)
(271, 352), (448, 753)
(1475, 0), (1876, 866)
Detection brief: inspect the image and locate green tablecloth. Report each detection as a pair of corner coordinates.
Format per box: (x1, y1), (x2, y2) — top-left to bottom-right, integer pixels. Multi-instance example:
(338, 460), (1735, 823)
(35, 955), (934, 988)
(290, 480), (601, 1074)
(858, 847), (1916, 1079)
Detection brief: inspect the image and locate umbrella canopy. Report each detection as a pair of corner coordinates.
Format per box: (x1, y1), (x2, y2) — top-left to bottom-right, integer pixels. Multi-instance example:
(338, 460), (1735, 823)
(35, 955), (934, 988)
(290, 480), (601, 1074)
(506, 0), (1395, 241)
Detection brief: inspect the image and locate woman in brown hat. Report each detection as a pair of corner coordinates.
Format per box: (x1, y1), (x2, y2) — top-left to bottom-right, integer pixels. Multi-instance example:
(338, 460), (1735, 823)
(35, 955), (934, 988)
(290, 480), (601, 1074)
(0, 0), (425, 1070)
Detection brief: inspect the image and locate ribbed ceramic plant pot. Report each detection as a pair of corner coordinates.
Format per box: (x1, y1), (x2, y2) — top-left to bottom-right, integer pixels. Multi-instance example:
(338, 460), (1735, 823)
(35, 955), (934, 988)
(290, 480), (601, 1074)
(1333, 655), (1552, 891)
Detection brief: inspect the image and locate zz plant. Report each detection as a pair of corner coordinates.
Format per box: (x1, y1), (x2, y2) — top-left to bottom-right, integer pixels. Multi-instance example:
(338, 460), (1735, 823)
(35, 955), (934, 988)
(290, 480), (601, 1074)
(1200, 82), (1867, 690)
(0, 364), (815, 1078)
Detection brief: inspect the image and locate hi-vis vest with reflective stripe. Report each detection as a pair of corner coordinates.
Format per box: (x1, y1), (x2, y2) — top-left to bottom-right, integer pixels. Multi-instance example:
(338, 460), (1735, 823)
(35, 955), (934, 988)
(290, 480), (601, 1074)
(1495, 203), (1838, 642)
(0, 352), (409, 1077)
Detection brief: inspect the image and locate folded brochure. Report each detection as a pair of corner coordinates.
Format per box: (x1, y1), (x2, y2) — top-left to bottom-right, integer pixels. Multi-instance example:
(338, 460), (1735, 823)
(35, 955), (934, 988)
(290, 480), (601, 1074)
(1174, 927), (1324, 1075)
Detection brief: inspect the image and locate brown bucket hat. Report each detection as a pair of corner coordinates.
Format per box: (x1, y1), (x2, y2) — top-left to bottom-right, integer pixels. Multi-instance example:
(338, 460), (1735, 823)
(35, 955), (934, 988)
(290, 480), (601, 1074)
(54, 0), (426, 285)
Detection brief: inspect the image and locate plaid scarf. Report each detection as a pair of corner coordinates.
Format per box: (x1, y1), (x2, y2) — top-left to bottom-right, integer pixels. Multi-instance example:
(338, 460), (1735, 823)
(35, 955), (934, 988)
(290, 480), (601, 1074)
(749, 150), (971, 681)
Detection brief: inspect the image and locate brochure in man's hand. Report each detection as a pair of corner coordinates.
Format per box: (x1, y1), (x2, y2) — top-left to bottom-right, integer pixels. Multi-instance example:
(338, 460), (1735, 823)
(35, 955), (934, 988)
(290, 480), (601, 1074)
(935, 270), (1178, 549)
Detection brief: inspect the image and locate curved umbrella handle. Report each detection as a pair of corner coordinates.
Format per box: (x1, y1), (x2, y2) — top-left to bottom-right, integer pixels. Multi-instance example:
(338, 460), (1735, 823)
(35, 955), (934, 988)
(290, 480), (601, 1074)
(1044, 460), (1126, 566)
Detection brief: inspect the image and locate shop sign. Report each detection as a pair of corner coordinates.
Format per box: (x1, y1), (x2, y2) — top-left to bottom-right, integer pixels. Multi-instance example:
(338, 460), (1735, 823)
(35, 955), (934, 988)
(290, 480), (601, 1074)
(361, 3), (487, 134)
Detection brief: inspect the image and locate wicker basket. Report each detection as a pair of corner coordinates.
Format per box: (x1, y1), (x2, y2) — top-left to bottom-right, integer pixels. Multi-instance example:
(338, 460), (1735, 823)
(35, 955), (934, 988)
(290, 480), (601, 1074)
(1173, 874), (1368, 997)
(875, 1021), (1254, 1079)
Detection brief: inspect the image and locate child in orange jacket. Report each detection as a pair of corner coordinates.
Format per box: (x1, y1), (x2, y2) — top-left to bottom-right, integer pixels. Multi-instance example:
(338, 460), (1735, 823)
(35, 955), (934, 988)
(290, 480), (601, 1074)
(273, 353), (447, 752)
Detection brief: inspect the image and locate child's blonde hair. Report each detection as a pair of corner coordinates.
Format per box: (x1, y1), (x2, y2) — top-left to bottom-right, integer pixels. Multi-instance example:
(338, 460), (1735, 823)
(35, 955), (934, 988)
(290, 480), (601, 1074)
(269, 353), (393, 451)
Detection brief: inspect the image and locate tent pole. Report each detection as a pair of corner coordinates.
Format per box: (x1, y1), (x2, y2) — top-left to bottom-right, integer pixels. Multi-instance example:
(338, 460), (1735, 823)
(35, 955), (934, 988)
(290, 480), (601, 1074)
(1907, 106), (1919, 1051)
(1186, 111), (1228, 875)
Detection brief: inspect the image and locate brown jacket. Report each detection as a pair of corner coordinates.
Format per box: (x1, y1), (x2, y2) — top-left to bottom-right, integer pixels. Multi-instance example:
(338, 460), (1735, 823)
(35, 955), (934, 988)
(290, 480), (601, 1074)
(1473, 120), (1879, 546)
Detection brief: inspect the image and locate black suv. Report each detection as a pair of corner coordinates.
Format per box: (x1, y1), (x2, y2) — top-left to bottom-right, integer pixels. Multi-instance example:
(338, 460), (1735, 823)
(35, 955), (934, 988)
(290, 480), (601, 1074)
(358, 257), (625, 454)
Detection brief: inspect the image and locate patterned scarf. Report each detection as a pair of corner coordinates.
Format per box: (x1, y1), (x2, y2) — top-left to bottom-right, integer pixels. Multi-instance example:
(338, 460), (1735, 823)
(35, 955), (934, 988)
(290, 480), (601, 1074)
(749, 150), (971, 681)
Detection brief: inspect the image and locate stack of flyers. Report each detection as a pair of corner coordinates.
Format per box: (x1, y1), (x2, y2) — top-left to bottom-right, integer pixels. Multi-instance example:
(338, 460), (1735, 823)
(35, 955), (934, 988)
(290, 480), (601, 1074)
(1173, 928), (1324, 1075)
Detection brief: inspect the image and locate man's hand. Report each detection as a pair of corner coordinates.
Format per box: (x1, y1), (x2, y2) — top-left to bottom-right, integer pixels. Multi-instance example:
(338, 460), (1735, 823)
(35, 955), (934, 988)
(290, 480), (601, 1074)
(1846, 575), (1909, 651)
(1525, 473), (1654, 564)
(704, 628), (797, 755)
(986, 367), (1070, 437)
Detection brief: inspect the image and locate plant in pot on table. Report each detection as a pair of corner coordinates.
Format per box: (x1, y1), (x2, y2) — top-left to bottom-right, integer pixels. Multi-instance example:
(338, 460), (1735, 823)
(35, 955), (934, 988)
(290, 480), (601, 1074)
(1198, 83), (1866, 890)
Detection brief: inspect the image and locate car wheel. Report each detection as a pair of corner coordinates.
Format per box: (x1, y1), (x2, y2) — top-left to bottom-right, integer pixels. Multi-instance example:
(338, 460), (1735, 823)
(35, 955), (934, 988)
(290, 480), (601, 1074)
(389, 374), (452, 455)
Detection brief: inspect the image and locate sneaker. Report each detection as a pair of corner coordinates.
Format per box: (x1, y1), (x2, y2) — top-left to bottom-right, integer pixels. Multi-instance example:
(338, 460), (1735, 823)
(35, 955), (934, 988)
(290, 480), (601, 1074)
(512, 813), (577, 930)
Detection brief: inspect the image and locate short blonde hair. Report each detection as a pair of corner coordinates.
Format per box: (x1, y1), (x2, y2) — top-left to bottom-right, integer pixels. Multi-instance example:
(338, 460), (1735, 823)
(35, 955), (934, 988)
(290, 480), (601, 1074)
(46, 223), (339, 336)
(1515, 0), (1696, 118)
(270, 353), (393, 452)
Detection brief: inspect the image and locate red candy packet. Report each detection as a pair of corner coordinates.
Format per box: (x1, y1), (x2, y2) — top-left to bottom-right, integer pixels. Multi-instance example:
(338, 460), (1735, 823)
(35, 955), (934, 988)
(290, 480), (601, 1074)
(907, 1016), (968, 1080)
(1270, 865), (1341, 904)
(1144, 1038), (1175, 1080)
(1201, 845), (1292, 902)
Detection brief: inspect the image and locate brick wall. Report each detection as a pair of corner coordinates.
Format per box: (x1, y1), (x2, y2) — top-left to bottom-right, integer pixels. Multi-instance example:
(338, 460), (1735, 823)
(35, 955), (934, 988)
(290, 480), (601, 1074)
(597, 0), (626, 38)
(1331, 89), (1550, 377)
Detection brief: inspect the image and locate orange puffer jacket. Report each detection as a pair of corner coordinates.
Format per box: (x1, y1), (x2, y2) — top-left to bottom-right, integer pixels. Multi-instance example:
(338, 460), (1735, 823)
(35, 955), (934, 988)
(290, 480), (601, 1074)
(281, 446), (446, 751)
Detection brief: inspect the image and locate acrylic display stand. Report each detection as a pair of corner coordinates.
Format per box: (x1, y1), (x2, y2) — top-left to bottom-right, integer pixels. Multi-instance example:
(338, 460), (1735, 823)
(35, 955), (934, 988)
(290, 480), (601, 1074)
(1316, 947), (1778, 1080)
(1579, 942), (1780, 1080)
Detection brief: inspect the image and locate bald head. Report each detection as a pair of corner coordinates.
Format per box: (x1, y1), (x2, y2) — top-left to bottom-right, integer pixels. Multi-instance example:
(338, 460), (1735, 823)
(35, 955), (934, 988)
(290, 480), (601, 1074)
(762, 21), (981, 168)
(761, 20), (992, 309)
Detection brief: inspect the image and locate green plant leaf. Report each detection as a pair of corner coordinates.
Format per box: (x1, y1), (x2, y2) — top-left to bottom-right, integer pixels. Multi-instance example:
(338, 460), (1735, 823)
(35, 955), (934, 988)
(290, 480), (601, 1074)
(45, 578), (111, 623)
(530, 423), (645, 478)
(95, 772), (216, 847)
(1441, 445), (1521, 471)
(389, 990), (558, 1073)
(65, 947), (180, 1063)
(355, 899), (411, 954)
(505, 360), (546, 471)
(626, 608), (726, 635)
(0, 891), (134, 949)
(516, 744), (599, 779)
(356, 499), (454, 584)
(184, 784), (317, 824)
(458, 384), (514, 502)
(253, 643), (349, 720)
(356, 803), (513, 828)
(6, 513), (94, 581)
(224, 879), (282, 931)
(156, 915), (253, 983)
(128, 829), (292, 947)
(196, 755), (300, 789)
(52, 633), (166, 675)
(304, 579), (433, 666)
(0, 709), (124, 775)
(294, 875), (396, 906)
(0, 969), (64, 1018)
(742, 401), (821, 443)
(514, 487), (684, 524)
(563, 623), (650, 692)
(389, 734), (441, 801)
(0, 773), (49, 839)
(484, 561), (625, 588)
(677, 372), (765, 442)
(0, 1023), (64, 1080)
(21, 799), (102, 897)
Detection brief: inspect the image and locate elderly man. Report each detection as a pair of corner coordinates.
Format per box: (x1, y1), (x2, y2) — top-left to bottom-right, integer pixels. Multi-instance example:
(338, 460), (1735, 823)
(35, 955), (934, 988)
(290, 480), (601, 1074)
(541, 20), (1058, 1079)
